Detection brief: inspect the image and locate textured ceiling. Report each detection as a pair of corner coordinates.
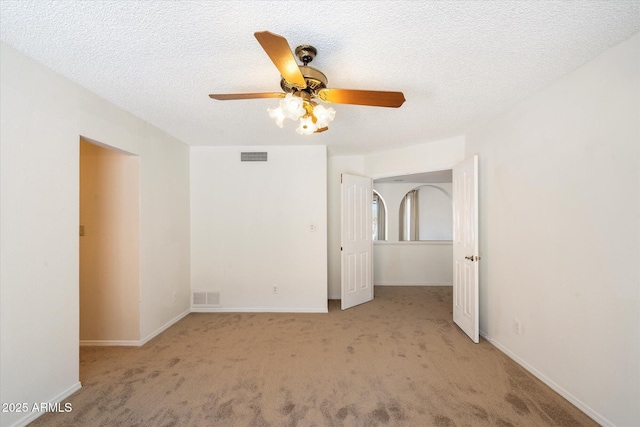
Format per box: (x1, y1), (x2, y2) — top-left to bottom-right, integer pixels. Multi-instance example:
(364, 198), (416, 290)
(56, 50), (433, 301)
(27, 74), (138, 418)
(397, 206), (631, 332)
(1, 1), (639, 156)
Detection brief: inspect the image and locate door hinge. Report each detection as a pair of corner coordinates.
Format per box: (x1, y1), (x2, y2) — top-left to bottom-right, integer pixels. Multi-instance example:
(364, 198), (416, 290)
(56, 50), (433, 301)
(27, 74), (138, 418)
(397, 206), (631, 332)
(341, 247), (343, 251)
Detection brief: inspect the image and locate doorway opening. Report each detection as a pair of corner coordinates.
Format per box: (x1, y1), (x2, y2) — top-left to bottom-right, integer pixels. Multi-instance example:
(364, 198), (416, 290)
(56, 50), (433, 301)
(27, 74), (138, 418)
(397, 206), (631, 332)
(372, 170), (454, 287)
(341, 160), (479, 342)
(79, 137), (140, 344)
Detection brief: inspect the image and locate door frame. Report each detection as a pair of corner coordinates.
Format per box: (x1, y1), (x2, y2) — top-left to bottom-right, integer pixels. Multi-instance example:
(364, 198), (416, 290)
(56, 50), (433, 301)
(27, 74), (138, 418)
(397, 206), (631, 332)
(364, 162), (478, 329)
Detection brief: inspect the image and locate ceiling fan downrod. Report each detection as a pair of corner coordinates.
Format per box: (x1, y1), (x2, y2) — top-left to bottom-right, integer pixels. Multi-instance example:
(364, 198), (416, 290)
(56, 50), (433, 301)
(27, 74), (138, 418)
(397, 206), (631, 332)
(295, 45), (317, 66)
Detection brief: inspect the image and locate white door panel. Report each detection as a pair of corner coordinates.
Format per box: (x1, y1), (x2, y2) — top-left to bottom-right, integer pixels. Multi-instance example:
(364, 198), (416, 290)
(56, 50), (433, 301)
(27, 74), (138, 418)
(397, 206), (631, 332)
(341, 173), (373, 310)
(453, 155), (479, 343)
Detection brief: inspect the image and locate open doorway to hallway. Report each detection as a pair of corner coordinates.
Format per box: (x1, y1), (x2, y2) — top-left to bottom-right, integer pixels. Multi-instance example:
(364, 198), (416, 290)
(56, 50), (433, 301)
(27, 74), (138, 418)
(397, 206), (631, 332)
(79, 138), (140, 345)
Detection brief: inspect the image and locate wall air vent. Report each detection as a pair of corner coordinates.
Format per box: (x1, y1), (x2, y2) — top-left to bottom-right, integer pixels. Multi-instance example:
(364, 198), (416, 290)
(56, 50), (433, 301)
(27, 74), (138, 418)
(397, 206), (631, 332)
(241, 152), (268, 162)
(192, 291), (220, 306)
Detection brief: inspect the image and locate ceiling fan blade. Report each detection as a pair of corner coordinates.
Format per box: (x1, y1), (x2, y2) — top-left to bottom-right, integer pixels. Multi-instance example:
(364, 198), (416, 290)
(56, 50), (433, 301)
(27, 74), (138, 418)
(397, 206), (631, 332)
(318, 89), (406, 108)
(209, 92), (284, 100)
(254, 31), (306, 89)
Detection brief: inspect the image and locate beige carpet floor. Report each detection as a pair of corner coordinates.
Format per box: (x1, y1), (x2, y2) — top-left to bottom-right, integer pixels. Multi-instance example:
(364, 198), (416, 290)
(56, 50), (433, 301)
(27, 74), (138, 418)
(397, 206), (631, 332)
(30, 286), (597, 426)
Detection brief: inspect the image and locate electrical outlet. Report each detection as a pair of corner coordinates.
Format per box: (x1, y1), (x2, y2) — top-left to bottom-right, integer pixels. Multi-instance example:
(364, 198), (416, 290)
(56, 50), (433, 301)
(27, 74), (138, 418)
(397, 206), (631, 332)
(514, 319), (522, 335)
(272, 286), (278, 294)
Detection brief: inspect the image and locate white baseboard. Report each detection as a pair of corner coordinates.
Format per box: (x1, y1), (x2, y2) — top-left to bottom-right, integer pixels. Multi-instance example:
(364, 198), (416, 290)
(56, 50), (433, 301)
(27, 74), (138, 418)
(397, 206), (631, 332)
(140, 309), (191, 345)
(480, 330), (613, 427)
(79, 309), (191, 347)
(79, 339), (140, 347)
(191, 307), (328, 313)
(10, 381), (81, 427)
(329, 284), (452, 300)
(374, 282), (453, 286)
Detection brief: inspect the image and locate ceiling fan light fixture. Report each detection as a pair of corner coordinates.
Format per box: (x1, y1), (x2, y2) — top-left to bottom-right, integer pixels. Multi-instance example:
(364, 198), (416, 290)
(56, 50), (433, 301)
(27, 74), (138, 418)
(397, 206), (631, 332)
(296, 115), (318, 135)
(267, 106), (286, 128)
(269, 96), (336, 135)
(280, 93), (305, 120)
(312, 104), (336, 129)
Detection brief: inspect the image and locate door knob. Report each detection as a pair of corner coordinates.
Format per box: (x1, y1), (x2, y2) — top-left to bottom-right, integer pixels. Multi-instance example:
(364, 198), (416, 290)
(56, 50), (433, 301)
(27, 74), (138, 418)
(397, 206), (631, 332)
(465, 255), (481, 261)
(465, 256), (473, 260)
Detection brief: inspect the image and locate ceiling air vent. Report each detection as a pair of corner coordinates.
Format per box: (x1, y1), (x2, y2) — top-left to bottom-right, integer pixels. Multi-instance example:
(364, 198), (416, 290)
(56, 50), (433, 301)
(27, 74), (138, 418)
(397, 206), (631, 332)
(241, 152), (268, 162)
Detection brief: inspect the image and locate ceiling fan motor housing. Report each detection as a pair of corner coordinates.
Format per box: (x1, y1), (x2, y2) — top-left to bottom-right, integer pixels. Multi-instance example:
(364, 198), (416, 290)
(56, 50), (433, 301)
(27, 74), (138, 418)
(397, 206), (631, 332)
(280, 65), (328, 97)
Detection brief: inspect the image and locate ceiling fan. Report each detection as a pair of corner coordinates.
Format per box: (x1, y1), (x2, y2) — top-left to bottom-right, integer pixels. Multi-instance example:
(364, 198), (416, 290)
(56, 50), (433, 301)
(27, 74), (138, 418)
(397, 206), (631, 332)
(209, 31), (406, 135)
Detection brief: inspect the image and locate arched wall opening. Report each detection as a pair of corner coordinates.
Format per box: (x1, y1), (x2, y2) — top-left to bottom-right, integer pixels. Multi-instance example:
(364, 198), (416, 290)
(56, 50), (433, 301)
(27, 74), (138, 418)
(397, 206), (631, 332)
(399, 184), (452, 241)
(372, 189), (388, 241)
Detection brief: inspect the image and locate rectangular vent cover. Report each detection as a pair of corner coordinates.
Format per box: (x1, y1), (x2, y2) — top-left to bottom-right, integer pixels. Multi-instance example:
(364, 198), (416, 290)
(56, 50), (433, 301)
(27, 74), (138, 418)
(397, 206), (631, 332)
(241, 152), (268, 162)
(192, 291), (220, 306)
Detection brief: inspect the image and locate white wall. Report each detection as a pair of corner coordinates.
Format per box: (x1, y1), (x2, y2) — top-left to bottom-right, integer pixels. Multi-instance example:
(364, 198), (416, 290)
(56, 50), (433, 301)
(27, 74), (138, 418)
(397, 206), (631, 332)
(374, 242), (453, 286)
(190, 146), (327, 312)
(0, 43), (191, 427)
(79, 140), (140, 342)
(417, 184), (453, 241)
(465, 33), (640, 427)
(364, 135), (465, 179)
(137, 134), (190, 341)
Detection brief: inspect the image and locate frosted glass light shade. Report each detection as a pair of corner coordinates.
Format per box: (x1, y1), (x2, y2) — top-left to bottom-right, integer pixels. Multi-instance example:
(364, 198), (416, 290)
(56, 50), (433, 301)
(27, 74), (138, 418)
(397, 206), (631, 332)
(267, 106), (286, 128)
(280, 93), (305, 120)
(312, 104), (336, 128)
(296, 115), (318, 135)
(268, 95), (336, 133)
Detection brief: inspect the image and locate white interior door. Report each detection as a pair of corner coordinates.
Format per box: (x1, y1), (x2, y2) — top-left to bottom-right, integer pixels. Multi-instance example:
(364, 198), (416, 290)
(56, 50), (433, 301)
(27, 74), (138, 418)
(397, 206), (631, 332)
(453, 155), (479, 343)
(341, 173), (373, 310)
